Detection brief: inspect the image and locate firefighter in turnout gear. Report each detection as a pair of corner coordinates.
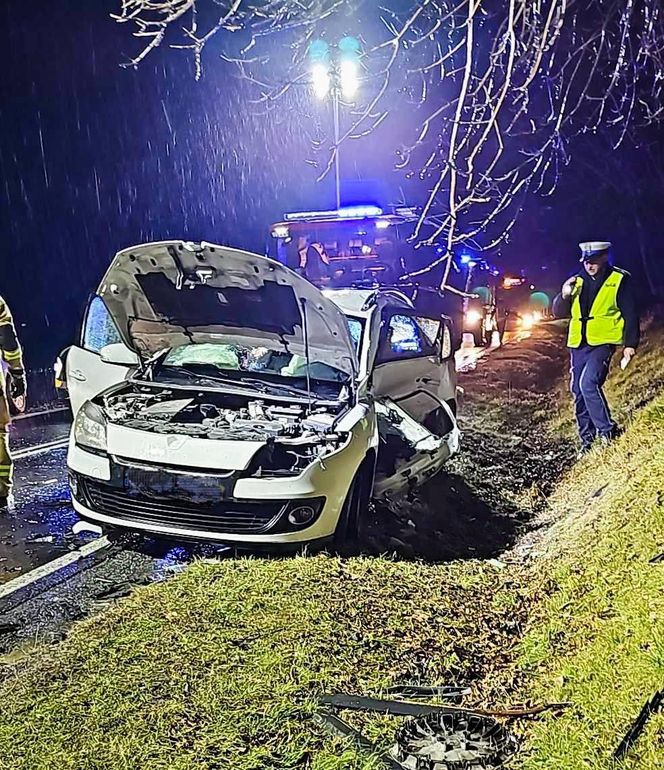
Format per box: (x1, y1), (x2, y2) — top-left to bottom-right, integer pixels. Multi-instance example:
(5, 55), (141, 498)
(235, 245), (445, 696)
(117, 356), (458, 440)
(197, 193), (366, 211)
(553, 242), (639, 456)
(0, 296), (26, 507)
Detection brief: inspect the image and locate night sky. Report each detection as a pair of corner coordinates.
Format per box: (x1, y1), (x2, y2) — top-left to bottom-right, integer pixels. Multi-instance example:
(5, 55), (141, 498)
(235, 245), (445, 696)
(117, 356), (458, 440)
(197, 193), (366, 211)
(1, 1), (660, 369)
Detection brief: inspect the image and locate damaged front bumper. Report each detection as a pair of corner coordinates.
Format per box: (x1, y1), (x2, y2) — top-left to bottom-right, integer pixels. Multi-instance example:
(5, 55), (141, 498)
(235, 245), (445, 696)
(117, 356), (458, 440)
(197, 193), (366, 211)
(66, 410), (375, 544)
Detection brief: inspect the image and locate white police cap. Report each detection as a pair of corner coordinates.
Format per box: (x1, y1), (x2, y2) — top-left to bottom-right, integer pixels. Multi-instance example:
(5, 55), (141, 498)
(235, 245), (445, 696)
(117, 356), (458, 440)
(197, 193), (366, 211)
(579, 241), (611, 262)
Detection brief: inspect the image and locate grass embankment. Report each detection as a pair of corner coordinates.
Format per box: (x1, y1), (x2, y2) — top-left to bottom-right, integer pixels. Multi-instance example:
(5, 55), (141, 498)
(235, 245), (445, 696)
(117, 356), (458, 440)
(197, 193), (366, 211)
(509, 319), (664, 769)
(512, 395), (664, 769)
(0, 559), (511, 769)
(0, 322), (662, 769)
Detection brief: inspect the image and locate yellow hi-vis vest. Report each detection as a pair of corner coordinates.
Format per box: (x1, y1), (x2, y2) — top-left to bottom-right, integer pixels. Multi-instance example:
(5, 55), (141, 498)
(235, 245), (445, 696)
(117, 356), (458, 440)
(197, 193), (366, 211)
(567, 268), (626, 348)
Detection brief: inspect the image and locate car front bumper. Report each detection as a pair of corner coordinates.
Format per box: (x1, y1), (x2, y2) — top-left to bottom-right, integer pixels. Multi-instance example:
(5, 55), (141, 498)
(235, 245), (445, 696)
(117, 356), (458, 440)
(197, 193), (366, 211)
(67, 428), (368, 544)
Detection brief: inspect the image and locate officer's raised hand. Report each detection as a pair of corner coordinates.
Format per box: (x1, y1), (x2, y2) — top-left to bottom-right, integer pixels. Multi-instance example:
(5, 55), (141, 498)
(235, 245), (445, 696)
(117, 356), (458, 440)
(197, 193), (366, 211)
(561, 275), (578, 299)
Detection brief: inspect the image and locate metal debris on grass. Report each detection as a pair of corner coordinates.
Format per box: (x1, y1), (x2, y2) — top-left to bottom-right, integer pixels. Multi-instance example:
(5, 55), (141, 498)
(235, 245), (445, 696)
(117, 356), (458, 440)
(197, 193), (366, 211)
(392, 711), (517, 769)
(613, 690), (663, 761)
(317, 693), (523, 770)
(383, 685), (472, 703)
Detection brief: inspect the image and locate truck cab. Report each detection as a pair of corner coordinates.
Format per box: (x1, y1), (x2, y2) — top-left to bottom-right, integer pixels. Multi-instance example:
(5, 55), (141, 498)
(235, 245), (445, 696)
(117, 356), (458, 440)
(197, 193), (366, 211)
(267, 205), (425, 287)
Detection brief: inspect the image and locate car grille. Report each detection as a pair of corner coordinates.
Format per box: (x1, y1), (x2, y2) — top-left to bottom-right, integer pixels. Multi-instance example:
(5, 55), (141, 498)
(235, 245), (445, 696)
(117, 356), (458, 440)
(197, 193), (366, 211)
(77, 478), (287, 535)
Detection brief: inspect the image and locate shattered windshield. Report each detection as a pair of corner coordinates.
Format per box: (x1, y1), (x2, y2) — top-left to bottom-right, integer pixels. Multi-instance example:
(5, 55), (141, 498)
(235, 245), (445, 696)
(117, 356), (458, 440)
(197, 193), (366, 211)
(155, 343), (349, 392)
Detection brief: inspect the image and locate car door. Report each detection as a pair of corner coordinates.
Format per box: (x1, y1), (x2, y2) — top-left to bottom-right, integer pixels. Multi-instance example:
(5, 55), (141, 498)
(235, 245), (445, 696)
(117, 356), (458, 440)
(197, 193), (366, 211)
(372, 309), (453, 424)
(66, 295), (135, 416)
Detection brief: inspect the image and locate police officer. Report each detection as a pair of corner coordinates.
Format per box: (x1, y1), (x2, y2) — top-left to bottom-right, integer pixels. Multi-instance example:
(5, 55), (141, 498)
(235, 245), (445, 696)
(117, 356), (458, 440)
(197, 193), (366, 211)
(553, 242), (639, 456)
(0, 296), (26, 508)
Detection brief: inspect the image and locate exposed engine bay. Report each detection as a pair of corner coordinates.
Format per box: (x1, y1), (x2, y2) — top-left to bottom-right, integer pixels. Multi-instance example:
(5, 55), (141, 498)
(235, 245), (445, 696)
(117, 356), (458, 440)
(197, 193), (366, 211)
(103, 385), (343, 442)
(100, 385), (348, 477)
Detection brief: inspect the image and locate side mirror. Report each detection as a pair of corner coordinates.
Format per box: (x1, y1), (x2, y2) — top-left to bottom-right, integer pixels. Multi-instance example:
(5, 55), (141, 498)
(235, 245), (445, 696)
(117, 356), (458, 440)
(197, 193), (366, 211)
(100, 343), (139, 366)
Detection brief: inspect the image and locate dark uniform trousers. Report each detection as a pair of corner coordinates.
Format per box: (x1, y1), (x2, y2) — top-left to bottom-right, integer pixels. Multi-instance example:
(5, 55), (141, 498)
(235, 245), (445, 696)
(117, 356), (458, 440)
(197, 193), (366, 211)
(569, 344), (616, 447)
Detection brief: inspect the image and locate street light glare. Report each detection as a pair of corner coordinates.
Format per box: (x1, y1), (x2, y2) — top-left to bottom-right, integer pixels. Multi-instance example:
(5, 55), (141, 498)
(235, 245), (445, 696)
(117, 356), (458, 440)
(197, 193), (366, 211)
(312, 62), (331, 99)
(339, 59), (359, 99)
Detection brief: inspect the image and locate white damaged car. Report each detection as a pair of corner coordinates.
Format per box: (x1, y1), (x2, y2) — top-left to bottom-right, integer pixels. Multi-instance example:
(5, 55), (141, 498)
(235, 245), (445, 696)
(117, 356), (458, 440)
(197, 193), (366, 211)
(65, 241), (460, 547)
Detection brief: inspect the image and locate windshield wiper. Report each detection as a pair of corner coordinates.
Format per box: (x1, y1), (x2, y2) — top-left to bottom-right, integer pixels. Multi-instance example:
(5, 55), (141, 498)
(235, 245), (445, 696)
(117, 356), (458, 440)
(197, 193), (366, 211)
(236, 376), (327, 401)
(158, 366), (336, 402)
(159, 365), (254, 391)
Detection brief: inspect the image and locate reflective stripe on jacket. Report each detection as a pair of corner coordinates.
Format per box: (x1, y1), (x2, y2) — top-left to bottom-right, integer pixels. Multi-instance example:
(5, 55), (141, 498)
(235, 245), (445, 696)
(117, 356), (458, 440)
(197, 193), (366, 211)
(567, 269), (625, 348)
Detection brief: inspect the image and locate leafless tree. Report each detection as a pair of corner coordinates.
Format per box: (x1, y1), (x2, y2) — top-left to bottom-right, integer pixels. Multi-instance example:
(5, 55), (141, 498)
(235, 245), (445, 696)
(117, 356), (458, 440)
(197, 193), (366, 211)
(113, 1), (664, 287)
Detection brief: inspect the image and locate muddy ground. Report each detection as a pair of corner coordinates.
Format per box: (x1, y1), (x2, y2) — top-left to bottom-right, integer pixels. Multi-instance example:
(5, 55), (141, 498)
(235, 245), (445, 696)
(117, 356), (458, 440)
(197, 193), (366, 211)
(363, 323), (573, 561)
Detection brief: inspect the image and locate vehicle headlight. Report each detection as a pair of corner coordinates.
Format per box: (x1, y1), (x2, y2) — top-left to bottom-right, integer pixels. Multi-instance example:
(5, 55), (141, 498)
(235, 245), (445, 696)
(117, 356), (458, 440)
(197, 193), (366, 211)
(247, 436), (343, 478)
(520, 312), (535, 329)
(465, 309), (482, 325)
(74, 401), (108, 453)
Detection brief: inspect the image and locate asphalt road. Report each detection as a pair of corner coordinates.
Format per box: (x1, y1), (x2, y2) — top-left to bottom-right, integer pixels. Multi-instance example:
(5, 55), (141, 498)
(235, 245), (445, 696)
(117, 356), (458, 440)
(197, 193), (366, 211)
(0, 410), (81, 584)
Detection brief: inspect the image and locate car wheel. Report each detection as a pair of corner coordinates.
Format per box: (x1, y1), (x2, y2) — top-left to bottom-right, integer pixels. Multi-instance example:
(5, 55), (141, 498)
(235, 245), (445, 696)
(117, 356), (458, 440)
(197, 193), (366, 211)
(333, 459), (373, 549)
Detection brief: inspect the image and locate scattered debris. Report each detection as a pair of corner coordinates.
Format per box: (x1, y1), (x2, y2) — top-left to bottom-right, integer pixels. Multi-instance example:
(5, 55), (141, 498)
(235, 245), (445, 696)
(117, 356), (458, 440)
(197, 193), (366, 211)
(314, 711), (407, 769)
(384, 685), (472, 704)
(590, 484), (609, 500)
(649, 552), (664, 564)
(318, 694), (570, 720)
(392, 711), (517, 769)
(613, 690), (663, 761)
(316, 692), (523, 770)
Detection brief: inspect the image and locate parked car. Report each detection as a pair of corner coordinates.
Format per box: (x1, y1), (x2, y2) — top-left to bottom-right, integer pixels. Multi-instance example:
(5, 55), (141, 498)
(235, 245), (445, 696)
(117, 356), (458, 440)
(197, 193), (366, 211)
(66, 241), (459, 547)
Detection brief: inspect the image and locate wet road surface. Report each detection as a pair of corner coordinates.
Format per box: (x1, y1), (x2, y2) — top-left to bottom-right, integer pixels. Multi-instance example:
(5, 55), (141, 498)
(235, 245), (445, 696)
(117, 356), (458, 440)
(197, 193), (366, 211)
(0, 411), (82, 584)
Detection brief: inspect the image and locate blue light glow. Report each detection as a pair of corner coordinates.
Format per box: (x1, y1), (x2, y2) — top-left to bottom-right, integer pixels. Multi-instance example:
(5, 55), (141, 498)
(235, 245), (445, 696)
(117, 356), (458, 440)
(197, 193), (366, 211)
(339, 37), (361, 55)
(285, 205), (383, 222)
(309, 39), (330, 63)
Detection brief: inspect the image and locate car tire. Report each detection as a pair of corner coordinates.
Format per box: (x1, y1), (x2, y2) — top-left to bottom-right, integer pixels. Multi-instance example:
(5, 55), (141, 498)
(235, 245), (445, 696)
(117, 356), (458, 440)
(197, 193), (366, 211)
(333, 458), (374, 549)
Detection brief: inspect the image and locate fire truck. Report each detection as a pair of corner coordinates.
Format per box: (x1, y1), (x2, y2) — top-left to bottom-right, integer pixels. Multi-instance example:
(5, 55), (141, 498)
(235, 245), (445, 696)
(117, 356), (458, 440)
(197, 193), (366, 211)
(266, 204), (432, 285)
(267, 204), (466, 347)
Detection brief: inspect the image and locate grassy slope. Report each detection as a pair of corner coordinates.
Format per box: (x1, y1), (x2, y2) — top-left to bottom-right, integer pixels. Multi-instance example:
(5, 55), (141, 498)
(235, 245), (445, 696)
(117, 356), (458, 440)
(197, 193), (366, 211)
(511, 321), (664, 768)
(0, 323), (662, 769)
(0, 559), (512, 770)
(514, 396), (664, 769)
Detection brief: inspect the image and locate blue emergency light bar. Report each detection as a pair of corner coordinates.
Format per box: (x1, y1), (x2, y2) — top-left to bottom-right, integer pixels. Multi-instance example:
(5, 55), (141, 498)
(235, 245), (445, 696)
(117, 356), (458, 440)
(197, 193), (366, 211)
(284, 205), (383, 222)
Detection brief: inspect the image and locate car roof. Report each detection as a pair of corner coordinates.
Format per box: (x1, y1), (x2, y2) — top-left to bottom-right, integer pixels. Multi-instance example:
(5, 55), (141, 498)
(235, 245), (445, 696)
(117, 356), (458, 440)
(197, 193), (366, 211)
(323, 287), (415, 315)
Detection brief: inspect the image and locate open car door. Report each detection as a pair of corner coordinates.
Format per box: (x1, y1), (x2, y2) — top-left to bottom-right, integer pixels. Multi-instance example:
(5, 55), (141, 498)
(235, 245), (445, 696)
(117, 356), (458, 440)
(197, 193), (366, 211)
(372, 308), (456, 428)
(66, 296), (136, 416)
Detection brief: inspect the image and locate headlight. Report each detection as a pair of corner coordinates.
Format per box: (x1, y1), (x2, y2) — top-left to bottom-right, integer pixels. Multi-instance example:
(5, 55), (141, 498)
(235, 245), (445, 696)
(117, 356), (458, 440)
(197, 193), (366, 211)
(74, 401), (108, 453)
(465, 309), (482, 325)
(247, 437), (342, 478)
(520, 313), (535, 329)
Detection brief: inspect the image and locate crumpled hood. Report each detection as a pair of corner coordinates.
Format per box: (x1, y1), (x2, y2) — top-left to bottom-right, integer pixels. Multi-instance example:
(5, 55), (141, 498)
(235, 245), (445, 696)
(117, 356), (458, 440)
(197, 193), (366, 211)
(97, 241), (358, 378)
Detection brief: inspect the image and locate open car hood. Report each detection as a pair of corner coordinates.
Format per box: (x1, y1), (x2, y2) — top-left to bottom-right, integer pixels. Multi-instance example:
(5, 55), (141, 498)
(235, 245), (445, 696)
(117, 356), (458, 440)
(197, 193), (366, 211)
(97, 241), (358, 378)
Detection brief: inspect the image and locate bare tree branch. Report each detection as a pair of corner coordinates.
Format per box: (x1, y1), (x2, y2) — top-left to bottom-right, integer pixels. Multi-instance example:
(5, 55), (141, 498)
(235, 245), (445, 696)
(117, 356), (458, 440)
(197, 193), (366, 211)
(113, 0), (664, 287)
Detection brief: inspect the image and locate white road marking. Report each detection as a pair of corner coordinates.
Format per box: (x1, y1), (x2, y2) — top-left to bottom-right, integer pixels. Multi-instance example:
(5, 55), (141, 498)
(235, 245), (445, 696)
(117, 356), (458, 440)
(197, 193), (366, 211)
(13, 437), (69, 460)
(14, 405), (69, 421)
(0, 536), (111, 601)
